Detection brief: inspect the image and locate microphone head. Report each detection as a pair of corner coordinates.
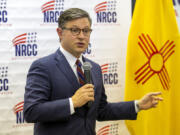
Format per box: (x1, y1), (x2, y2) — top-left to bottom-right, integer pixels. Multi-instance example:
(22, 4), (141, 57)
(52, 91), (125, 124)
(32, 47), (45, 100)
(83, 62), (92, 70)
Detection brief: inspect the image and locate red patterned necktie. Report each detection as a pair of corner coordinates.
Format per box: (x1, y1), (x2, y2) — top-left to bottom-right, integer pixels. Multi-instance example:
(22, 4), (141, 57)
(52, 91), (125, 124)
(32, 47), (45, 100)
(76, 59), (85, 86)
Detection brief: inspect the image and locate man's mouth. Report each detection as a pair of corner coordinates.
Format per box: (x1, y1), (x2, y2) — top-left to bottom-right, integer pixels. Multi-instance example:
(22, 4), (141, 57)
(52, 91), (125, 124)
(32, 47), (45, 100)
(76, 42), (85, 47)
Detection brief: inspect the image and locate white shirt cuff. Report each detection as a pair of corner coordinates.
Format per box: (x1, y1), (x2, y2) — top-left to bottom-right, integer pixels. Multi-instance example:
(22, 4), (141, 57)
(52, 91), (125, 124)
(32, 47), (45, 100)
(69, 98), (75, 114)
(134, 100), (140, 113)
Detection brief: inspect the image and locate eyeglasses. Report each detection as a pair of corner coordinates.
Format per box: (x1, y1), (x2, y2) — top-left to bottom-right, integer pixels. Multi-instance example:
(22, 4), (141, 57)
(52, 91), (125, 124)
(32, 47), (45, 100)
(62, 27), (92, 36)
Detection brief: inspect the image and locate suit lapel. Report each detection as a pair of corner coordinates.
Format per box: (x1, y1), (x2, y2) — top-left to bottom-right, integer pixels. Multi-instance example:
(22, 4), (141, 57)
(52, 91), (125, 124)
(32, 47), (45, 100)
(54, 49), (80, 91)
(55, 50), (87, 117)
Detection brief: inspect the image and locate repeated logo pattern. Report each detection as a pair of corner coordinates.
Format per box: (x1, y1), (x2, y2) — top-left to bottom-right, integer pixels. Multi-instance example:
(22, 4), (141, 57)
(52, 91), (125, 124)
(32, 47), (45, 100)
(97, 124), (118, 135)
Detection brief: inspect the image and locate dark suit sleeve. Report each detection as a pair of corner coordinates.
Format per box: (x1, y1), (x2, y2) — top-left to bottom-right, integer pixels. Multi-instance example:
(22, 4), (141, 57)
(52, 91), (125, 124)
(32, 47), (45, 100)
(96, 65), (137, 121)
(24, 60), (71, 123)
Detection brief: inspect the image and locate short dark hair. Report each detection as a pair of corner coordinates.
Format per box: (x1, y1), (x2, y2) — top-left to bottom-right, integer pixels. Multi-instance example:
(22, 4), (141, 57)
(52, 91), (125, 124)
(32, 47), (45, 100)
(58, 8), (92, 28)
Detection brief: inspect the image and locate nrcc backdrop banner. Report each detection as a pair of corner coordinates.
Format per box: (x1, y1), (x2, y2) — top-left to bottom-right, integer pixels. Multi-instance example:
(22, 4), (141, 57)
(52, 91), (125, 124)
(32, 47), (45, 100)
(0, 0), (179, 135)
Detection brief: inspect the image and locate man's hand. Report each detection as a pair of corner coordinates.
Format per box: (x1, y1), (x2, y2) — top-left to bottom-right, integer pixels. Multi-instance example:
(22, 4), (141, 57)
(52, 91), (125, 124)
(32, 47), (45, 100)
(72, 84), (94, 108)
(137, 92), (163, 110)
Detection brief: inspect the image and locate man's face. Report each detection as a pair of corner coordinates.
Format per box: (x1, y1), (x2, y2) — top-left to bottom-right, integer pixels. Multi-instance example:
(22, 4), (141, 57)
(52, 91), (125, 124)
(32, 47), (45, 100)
(57, 17), (91, 58)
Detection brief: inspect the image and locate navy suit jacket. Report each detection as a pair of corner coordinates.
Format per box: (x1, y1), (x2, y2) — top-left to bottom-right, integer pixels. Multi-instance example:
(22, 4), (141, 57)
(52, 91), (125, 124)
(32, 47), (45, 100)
(24, 49), (137, 135)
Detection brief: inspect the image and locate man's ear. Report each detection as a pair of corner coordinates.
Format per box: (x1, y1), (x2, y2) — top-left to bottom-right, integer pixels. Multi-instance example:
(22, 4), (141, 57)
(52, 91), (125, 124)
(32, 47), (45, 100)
(57, 27), (63, 38)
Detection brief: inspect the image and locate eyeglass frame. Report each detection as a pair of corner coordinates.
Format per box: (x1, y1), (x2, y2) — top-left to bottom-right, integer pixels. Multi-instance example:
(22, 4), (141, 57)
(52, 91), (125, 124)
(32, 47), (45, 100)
(62, 27), (92, 36)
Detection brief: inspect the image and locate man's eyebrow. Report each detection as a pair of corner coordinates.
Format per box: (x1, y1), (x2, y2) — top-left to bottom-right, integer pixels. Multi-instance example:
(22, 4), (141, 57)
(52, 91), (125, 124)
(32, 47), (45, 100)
(70, 25), (90, 28)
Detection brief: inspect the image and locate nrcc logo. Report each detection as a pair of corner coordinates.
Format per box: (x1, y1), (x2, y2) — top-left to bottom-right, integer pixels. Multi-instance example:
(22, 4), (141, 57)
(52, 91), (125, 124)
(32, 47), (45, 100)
(95, 0), (117, 23)
(97, 123), (119, 135)
(0, 66), (8, 92)
(13, 101), (24, 124)
(0, 0), (7, 23)
(12, 32), (38, 58)
(83, 43), (92, 55)
(101, 62), (118, 85)
(83, 43), (95, 57)
(41, 0), (64, 23)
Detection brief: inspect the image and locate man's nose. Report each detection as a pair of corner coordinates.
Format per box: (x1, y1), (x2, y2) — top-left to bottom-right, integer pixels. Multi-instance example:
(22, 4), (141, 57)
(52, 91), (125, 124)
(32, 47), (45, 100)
(78, 30), (85, 38)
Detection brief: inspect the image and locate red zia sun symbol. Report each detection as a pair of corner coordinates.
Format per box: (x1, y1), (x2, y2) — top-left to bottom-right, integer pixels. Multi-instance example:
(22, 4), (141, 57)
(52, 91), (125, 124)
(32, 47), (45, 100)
(135, 33), (175, 90)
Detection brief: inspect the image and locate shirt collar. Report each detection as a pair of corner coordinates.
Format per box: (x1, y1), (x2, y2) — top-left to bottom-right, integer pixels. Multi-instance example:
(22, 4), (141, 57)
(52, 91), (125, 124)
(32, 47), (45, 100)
(59, 47), (83, 67)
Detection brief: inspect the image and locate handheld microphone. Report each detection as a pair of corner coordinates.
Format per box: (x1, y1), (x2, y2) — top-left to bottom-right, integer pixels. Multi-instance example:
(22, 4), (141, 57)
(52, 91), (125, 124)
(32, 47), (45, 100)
(82, 62), (93, 108)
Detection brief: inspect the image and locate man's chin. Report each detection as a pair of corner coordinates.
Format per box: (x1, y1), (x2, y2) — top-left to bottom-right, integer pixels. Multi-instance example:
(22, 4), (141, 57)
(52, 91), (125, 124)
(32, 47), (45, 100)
(76, 48), (87, 54)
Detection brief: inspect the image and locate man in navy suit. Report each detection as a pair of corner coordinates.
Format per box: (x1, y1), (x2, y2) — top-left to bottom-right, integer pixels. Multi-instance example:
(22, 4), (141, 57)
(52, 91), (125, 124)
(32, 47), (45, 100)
(23, 8), (163, 135)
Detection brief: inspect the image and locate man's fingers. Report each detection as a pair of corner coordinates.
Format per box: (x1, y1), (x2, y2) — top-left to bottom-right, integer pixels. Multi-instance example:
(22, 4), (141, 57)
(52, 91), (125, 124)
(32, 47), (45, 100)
(88, 91), (94, 97)
(152, 101), (159, 107)
(83, 88), (94, 92)
(82, 84), (94, 89)
(76, 86), (94, 94)
(154, 97), (163, 101)
(148, 92), (162, 96)
(84, 89), (94, 97)
(88, 96), (95, 101)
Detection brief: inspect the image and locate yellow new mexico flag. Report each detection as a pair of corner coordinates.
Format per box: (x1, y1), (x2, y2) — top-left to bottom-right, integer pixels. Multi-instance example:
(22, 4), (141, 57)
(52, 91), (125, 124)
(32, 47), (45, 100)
(125, 0), (180, 135)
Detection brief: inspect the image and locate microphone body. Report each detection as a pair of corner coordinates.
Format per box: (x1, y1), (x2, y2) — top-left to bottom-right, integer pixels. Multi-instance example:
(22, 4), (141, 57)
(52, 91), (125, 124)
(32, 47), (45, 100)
(84, 69), (92, 84)
(83, 62), (93, 108)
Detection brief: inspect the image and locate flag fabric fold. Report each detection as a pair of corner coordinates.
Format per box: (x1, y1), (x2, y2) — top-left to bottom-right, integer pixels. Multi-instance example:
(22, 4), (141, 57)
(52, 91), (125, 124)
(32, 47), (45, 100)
(125, 0), (180, 135)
